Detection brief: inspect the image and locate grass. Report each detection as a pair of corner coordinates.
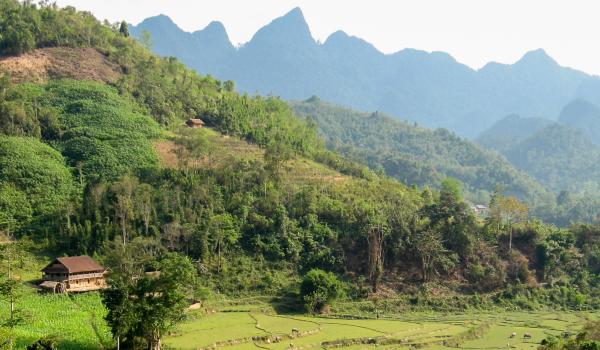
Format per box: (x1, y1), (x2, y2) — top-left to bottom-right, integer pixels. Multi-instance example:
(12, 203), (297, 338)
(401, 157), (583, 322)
(0, 249), (111, 350)
(0, 289), (112, 349)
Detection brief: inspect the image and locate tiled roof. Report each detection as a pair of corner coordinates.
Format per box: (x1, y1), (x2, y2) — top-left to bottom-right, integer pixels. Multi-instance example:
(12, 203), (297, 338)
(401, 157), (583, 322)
(42, 256), (106, 274)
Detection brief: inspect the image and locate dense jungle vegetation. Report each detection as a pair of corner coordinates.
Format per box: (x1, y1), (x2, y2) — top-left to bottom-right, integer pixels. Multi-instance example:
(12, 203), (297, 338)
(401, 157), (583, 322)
(0, 1), (599, 348)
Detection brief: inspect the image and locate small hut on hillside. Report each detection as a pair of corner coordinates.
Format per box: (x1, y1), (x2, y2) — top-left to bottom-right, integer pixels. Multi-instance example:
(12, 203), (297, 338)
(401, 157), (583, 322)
(39, 256), (107, 293)
(186, 118), (205, 128)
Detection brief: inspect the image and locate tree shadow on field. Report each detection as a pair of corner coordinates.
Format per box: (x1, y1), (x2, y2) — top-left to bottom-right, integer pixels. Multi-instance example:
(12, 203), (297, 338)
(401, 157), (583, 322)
(269, 288), (304, 314)
(16, 336), (105, 350)
(56, 339), (105, 350)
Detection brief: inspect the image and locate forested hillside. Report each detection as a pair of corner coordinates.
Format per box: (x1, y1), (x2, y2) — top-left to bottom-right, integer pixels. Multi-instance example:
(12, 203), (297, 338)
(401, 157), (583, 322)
(503, 124), (600, 193)
(290, 97), (600, 225)
(130, 8), (600, 137)
(477, 110), (600, 193)
(290, 97), (548, 204)
(1, 2), (600, 348)
(476, 114), (554, 153)
(475, 113), (600, 225)
(558, 98), (600, 146)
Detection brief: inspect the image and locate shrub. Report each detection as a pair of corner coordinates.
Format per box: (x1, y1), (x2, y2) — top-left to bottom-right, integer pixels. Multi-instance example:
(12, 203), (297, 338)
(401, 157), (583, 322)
(300, 269), (344, 313)
(26, 336), (59, 350)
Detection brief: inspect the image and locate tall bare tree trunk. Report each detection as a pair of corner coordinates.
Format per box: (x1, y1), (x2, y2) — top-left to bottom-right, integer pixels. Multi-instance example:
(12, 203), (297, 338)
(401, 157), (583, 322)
(7, 230), (14, 350)
(509, 226), (513, 253)
(121, 215), (127, 246)
(368, 225), (384, 292)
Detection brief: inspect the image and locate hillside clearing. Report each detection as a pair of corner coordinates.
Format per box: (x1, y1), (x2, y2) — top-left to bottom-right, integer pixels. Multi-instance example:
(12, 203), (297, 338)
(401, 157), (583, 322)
(0, 47), (121, 83)
(154, 128), (348, 185)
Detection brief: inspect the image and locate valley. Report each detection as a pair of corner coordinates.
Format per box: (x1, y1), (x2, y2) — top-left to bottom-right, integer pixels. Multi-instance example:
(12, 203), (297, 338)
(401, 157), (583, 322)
(1, 2), (600, 350)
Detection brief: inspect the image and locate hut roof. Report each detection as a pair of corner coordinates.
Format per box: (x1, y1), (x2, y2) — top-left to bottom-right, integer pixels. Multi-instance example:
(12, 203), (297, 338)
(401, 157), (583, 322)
(42, 256), (106, 274)
(186, 118), (205, 126)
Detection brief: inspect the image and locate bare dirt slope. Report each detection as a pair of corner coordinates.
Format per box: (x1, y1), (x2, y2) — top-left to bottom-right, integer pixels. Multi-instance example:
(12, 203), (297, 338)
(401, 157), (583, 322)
(0, 47), (121, 83)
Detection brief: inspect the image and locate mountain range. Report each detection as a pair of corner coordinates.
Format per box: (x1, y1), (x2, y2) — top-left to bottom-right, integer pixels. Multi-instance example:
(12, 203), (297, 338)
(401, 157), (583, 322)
(130, 8), (600, 137)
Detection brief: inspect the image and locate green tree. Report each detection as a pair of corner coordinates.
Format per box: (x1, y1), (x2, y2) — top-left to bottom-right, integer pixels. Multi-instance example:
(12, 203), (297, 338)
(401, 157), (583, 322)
(422, 178), (475, 260)
(490, 195), (529, 252)
(173, 128), (211, 173)
(0, 0), (38, 55)
(141, 30), (154, 50)
(111, 176), (138, 245)
(134, 253), (197, 350)
(264, 141), (293, 178)
(300, 269), (343, 313)
(441, 177), (463, 202)
(414, 228), (448, 282)
(222, 80), (235, 93)
(134, 184), (154, 236)
(103, 243), (196, 350)
(207, 213), (238, 271)
(119, 21), (129, 37)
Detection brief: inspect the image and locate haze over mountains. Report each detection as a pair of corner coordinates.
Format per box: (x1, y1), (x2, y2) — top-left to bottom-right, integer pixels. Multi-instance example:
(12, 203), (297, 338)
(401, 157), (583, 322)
(130, 7), (600, 137)
(476, 101), (600, 194)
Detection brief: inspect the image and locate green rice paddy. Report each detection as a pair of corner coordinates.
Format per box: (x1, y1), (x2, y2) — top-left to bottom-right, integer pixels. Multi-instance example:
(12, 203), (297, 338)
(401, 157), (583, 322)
(165, 310), (597, 350)
(1, 290), (597, 350)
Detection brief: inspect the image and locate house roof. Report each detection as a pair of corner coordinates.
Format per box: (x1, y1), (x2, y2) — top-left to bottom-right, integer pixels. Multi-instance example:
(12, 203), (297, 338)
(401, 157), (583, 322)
(186, 118), (205, 125)
(42, 256), (106, 274)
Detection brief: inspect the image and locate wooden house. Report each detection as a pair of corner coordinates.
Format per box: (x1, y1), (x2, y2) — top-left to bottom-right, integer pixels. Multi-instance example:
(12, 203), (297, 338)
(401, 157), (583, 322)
(39, 256), (107, 293)
(471, 204), (489, 217)
(185, 118), (205, 128)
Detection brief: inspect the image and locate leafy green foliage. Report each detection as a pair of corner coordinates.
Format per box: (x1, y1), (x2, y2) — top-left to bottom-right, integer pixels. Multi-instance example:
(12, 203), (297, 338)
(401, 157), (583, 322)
(102, 242), (197, 349)
(0, 75), (42, 138)
(25, 336), (59, 350)
(0, 136), (76, 231)
(540, 320), (600, 350)
(300, 269), (344, 313)
(6, 80), (162, 182)
(42, 81), (161, 181)
(0, 0), (118, 56)
(208, 94), (324, 157)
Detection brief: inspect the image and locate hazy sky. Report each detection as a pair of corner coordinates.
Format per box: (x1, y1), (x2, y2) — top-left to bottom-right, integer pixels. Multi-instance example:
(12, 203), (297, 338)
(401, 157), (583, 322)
(55, 0), (600, 75)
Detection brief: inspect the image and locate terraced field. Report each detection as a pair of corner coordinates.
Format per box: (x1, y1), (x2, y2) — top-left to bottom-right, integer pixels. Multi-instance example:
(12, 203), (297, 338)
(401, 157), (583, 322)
(164, 310), (597, 350)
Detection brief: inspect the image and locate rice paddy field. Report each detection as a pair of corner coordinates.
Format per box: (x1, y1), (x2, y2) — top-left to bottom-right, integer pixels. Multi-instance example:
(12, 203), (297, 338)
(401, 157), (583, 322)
(164, 309), (598, 350)
(1, 290), (597, 350)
